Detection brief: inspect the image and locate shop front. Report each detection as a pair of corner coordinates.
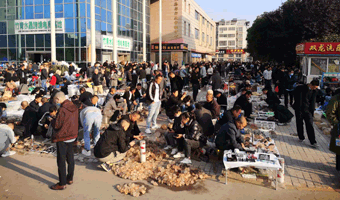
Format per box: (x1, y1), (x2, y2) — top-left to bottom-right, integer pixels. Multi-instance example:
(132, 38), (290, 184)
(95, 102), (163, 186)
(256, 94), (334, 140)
(296, 42), (340, 83)
(151, 43), (188, 65)
(100, 35), (133, 63)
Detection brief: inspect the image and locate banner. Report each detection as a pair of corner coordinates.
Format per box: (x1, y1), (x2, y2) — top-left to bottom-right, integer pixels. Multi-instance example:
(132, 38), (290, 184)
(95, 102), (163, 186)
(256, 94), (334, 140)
(101, 36), (132, 51)
(296, 42), (340, 55)
(151, 43), (188, 51)
(15, 18), (65, 34)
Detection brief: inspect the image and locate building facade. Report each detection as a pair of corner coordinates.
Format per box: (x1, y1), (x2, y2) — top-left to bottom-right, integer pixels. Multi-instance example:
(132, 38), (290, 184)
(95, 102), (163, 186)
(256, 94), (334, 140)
(215, 18), (251, 62)
(150, 0), (216, 65)
(0, 0), (150, 65)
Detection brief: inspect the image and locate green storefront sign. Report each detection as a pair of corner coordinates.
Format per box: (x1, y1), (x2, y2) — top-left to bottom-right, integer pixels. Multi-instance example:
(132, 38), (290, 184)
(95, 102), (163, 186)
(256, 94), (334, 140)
(102, 36), (132, 51)
(15, 18), (65, 34)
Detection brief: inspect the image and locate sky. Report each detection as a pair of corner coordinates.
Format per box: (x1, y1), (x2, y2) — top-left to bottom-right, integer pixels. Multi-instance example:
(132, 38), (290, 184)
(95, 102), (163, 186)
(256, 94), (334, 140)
(195, 0), (287, 24)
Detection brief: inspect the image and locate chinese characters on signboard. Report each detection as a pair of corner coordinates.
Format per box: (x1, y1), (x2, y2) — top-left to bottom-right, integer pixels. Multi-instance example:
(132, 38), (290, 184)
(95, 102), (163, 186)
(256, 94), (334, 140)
(296, 43), (340, 55)
(151, 43), (188, 51)
(218, 49), (245, 54)
(101, 36), (133, 51)
(15, 18), (65, 34)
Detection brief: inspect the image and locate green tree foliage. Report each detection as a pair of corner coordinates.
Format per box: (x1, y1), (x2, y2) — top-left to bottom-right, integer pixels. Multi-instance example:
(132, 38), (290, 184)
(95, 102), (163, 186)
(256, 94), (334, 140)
(247, 0), (340, 65)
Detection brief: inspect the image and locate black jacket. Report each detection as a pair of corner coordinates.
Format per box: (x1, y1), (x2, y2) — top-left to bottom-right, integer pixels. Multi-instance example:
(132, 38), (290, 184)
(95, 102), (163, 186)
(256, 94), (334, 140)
(135, 88), (145, 100)
(29, 101), (40, 112)
(191, 71), (200, 85)
(41, 69), (48, 80)
(38, 102), (53, 119)
(286, 73), (297, 90)
(217, 93), (228, 106)
(118, 115), (140, 140)
(123, 91), (135, 102)
(183, 119), (203, 141)
(94, 124), (130, 158)
(215, 122), (244, 150)
(92, 73), (102, 86)
(218, 110), (235, 126)
(211, 72), (222, 91)
(235, 95), (250, 112)
(69, 65), (75, 75)
(293, 84), (317, 114)
(17, 69), (28, 84)
(266, 90), (280, 108)
(170, 75), (183, 92)
(194, 107), (214, 136)
(139, 69), (146, 79)
(146, 82), (160, 104)
(203, 100), (221, 119)
(167, 95), (182, 110)
(55, 74), (62, 84)
(79, 91), (93, 106)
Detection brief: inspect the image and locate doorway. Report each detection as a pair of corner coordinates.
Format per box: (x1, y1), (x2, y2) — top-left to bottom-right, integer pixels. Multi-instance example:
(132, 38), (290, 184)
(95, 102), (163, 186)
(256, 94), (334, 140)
(27, 52), (51, 64)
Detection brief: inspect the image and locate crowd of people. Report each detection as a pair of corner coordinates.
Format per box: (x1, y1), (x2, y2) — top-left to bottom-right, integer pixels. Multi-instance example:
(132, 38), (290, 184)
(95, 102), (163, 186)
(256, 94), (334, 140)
(1, 59), (340, 191)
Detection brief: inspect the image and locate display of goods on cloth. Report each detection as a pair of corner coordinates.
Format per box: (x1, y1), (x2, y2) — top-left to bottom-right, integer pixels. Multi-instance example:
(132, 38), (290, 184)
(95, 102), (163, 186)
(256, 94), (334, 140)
(117, 183), (147, 197)
(112, 141), (209, 187)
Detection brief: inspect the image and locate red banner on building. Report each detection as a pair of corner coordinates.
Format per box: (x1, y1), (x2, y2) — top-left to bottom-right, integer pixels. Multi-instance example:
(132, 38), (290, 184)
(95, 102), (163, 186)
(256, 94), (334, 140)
(296, 42), (340, 55)
(226, 49), (245, 54)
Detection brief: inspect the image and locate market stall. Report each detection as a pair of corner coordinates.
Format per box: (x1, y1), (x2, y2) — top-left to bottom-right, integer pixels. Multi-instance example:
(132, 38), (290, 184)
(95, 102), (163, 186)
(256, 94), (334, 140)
(296, 42), (340, 83)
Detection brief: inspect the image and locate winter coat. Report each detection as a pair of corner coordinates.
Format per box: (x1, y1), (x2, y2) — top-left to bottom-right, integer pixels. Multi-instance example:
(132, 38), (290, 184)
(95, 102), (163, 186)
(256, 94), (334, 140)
(17, 69), (28, 84)
(50, 75), (57, 86)
(139, 69), (146, 79)
(266, 90), (280, 108)
(183, 119), (203, 141)
(286, 73), (297, 90)
(103, 99), (119, 118)
(194, 107), (214, 136)
(326, 94), (340, 155)
(29, 101), (40, 112)
(110, 73), (118, 87)
(215, 121), (244, 151)
(203, 99), (221, 119)
(170, 75), (183, 92)
(92, 73), (102, 86)
(94, 124), (130, 158)
(211, 72), (222, 91)
(146, 81), (160, 104)
(41, 69), (48, 80)
(51, 100), (78, 143)
(118, 115), (140, 140)
(293, 84), (317, 114)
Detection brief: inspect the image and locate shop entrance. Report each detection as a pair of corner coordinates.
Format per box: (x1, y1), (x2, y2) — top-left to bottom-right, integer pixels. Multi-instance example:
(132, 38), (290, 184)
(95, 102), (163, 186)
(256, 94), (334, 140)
(118, 54), (130, 63)
(27, 51), (51, 63)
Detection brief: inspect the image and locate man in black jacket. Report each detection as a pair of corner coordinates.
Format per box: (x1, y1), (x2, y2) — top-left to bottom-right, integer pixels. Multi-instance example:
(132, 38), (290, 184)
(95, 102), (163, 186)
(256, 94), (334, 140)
(235, 91), (252, 118)
(92, 69), (103, 95)
(123, 87), (137, 112)
(79, 87), (93, 106)
(94, 120), (135, 171)
(285, 70), (297, 107)
(166, 90), (186, 120)
(118, 112), (144, 141)
(194, 103), (214, 137)
(293, 80), (319, 147)
(191, 67), (201, 102)
(68, 63), (75, 75)
(29, 94), (42, 112)
(262, 87), (280, 110)
(215, 117), (247, 151)
(216, 105), (242, 132)
(169, 71), (184, 93)
(211, 69), (222, 92)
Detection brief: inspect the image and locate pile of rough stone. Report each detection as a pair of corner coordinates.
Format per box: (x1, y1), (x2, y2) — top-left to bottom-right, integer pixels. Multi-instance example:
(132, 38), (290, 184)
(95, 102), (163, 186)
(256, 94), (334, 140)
(117, 183), (147, 197)
(112, 141), (209, 188)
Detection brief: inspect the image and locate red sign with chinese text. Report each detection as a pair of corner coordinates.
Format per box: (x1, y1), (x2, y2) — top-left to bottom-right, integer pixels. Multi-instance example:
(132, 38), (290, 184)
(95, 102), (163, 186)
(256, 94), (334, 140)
(226, 49), (245, 54)
(296, 42), (340, 54)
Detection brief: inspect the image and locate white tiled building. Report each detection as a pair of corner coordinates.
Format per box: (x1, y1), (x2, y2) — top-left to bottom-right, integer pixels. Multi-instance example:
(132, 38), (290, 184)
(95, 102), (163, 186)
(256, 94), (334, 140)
(216, 19), (251, 62)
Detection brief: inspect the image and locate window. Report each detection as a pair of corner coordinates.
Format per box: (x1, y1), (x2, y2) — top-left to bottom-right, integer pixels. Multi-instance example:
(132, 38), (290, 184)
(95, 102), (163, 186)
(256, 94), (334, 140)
(195, 11), (199, 20)
(207, 34), (209, 43)
(236, 54), (241, 58)
(202, 32), (204, 42)
(229, 54), (234, 58)
(202, 18), (205, 25)
(184, 0), (186, 12)
(310, 58), (327, 75)
(228, 27), (236, 31)
(238, 27), (243, 32)
(188, 23), (191, 37)
(219, 41), (227, 46)
(220, 27), (228, 33)
(210, 36), (212, 45)
(184, 21), (186, 36)
(219, 34), (227, 38)
(328, 58), (340, 73)
(195, 28), (199, 39)
(188, 4), (190, 14)
(228, 40), (235, 46)
(228, 34), (235, 38)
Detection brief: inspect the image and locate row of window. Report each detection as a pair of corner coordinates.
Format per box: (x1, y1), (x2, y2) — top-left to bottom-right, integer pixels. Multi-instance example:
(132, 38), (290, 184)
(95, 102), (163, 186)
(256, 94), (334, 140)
(194, 28), (213, 46)
(218, 41), (236, 46)
(219, 27), (243, 32)
(219, 34), (235, 38)
(194, 10), (213, 32)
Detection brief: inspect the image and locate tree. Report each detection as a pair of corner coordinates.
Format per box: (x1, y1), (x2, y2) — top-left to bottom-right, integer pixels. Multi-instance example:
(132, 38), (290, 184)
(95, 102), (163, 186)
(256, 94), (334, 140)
(247, 0), (340, 65)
